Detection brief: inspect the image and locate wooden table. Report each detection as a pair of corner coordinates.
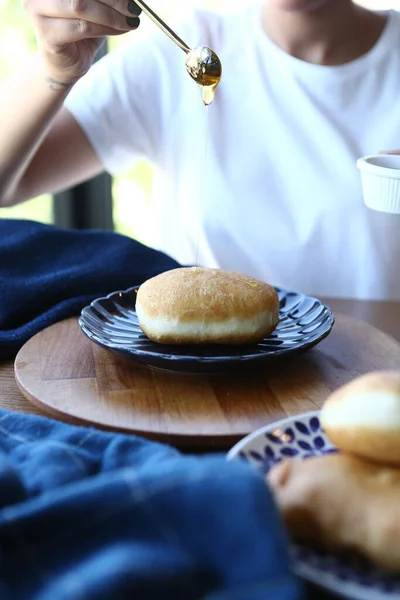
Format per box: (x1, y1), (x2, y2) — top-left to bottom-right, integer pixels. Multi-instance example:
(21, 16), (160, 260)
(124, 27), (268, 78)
(1, 298), (400, 421)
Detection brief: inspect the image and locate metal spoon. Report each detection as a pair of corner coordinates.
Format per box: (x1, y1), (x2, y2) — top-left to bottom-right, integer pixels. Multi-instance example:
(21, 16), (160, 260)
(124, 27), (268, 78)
(133, 0), (222, 100)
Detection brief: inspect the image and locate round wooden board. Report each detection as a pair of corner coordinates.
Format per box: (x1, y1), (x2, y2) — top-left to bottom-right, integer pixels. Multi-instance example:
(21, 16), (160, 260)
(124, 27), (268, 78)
(14, 315), (400, 449)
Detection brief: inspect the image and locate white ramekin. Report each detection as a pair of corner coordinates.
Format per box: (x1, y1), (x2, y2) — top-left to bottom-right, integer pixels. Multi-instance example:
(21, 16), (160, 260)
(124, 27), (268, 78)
(357, 154), (400, 214)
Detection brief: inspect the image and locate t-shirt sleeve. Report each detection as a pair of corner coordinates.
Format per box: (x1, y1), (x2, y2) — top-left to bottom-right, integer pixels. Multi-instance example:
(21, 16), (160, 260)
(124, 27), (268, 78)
(64, 23), (194, 175)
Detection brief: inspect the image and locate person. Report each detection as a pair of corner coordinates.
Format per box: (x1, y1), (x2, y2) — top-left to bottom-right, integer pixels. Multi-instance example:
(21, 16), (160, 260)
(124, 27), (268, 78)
(0, 0), (399, 300)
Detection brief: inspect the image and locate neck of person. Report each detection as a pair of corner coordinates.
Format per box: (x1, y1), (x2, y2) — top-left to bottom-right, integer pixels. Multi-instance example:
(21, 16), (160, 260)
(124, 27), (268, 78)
(262, 1), (388, 65)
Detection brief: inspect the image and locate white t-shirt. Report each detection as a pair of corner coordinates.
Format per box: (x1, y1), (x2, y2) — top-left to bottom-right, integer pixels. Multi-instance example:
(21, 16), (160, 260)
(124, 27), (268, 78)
(64, 4), (400, 300)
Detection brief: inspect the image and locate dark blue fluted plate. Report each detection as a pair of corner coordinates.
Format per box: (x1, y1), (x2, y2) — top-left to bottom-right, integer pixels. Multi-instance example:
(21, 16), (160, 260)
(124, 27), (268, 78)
(78, 286), (334, 374)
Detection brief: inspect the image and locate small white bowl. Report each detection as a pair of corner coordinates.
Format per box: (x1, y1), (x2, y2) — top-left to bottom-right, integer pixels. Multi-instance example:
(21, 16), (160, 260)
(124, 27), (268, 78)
(357, 154), (400, 214)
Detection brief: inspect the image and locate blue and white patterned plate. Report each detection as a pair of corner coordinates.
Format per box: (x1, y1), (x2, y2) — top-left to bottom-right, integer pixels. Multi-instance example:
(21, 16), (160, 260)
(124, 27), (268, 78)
(227, 412), (400, 600)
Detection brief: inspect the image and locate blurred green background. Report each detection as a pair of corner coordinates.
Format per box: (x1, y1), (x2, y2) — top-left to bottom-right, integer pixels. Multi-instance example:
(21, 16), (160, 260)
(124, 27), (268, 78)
(0, 0), (395, 241)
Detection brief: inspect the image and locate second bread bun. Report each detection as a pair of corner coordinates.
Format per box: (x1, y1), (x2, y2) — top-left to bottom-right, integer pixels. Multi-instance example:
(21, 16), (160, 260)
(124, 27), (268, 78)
(136, 267), (280, 345)
(320, 370), (400, 466)
(267, 454), (400, 571)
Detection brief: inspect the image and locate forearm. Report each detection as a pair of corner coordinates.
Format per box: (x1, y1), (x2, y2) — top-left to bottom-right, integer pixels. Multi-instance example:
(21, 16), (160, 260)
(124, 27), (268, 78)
(0, 53), (71, 206)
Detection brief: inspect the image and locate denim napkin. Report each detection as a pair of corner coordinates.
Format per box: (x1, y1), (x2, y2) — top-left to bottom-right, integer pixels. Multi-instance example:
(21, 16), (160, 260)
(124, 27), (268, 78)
(0, 219), (180, 359)
(0, 409), (304, 600)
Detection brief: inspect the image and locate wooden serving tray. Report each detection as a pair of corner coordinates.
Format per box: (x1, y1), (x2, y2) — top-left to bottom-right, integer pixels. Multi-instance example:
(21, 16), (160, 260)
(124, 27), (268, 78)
(14, 315), (400, 449)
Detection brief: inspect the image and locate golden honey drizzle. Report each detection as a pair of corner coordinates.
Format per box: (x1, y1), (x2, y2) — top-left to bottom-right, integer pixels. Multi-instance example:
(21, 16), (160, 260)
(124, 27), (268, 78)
(200, 81), (219, 106)
(194, 108), (210, 266)
(185, 47), (221, 265)
(185, 46), (222, 106)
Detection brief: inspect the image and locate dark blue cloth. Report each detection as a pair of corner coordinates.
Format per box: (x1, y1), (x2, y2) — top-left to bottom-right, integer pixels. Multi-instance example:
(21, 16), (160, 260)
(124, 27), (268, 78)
(0, 409), (303, 600)
(0, 219), (180, 359)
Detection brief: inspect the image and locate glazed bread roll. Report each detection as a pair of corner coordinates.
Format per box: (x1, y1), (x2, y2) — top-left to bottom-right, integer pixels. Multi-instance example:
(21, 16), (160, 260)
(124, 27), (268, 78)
(136, 267), (280, 344)
(268, 454), (400, 571)
(320, 371), (400, 466)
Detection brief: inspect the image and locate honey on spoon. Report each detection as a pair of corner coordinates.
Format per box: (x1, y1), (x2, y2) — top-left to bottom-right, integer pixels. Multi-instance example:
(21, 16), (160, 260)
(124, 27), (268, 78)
(185, 46), (221, 106)
(133, 0), (222, 105)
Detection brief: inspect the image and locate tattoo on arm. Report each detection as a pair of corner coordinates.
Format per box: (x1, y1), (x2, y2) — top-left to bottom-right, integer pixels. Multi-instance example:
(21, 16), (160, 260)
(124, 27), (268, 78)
(44, 76), (74, 92)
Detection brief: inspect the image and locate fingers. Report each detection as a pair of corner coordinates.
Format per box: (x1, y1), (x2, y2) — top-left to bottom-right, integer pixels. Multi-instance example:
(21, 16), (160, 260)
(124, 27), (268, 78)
(379, 150), (400, 155)
(37, 16), (134, 45)
(24, 0), (142, 20)
(24, 0), (142, 38)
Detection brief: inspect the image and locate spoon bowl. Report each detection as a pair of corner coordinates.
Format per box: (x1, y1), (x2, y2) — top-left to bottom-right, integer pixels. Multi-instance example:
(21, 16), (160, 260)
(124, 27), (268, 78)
(185, 46), (222, 87)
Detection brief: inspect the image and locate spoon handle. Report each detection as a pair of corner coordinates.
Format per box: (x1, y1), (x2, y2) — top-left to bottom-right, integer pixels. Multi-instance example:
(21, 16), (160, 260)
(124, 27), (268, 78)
(134, 0), (191, 54)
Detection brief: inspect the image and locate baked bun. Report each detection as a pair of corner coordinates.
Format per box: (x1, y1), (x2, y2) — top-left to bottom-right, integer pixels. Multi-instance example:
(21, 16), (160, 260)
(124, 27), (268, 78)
(136, 267), (279, 345)
(320, 370), (400, 466)
(268, 454), (400, 571)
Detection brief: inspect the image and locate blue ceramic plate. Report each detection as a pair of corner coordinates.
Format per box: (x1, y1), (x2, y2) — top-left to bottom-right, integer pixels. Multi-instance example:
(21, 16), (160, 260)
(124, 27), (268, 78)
(227, 412), (400, 600)
(78, 286), (334, 374)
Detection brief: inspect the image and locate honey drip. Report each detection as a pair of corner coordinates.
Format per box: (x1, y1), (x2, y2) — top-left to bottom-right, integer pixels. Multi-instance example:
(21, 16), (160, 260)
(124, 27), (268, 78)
(200, 81), (219, 106)
(186, 46), (220, 265)
(185, 46), (222, 106)
(194, 109), (209, 266)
